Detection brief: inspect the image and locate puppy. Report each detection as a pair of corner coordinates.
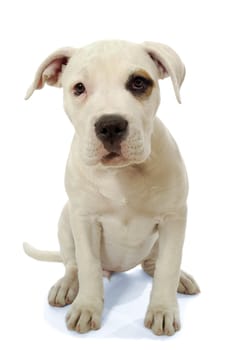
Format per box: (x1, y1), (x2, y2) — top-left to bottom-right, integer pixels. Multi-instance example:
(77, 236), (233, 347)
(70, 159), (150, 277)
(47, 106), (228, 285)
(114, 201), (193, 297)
(24, 40), (200, 336)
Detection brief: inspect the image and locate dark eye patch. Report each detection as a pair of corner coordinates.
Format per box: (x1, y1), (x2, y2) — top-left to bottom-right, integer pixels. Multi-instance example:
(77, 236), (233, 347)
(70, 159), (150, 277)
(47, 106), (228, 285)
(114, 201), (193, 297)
(125, 70), (154, 99)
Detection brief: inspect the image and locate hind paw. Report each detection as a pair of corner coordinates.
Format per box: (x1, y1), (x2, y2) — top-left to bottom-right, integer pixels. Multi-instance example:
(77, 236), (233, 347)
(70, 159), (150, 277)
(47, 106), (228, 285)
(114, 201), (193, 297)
(178, 270), (200, 295)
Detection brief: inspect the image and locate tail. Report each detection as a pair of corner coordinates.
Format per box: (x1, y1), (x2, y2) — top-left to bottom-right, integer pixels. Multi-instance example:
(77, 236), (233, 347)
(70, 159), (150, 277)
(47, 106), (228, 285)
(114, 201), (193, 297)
(23, 242), (63, 263)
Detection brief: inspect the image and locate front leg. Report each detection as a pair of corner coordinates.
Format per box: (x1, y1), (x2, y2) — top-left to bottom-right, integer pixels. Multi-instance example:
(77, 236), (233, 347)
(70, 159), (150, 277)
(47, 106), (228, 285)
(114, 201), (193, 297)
(145, 207), (186, 336)
(66, 210), (104, 333)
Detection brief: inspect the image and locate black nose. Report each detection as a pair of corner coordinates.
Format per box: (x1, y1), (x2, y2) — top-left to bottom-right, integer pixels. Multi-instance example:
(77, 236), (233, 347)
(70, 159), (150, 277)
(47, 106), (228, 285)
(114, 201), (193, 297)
(95, 114), (128, 152)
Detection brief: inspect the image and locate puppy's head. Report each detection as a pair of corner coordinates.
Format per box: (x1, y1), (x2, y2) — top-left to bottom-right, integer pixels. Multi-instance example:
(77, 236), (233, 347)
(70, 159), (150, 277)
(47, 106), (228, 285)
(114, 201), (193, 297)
(26, 41), (185, 168)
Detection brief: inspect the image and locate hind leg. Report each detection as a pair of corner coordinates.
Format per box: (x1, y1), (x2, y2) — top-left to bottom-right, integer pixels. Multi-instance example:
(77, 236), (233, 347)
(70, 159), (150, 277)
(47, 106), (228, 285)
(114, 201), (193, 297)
(142, 241), (200, 295)
(48, 203), (79, 307)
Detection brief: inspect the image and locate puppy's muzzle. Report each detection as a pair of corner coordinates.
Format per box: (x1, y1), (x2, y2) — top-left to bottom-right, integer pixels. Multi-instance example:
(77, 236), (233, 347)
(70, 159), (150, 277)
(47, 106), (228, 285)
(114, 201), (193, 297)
(95, 114), (128, 153)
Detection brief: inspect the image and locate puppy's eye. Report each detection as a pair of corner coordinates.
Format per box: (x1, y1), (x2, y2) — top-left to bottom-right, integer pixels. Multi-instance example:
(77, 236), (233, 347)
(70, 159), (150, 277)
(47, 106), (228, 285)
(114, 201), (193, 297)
(131, 76), (147, 91)
(126, 74), (154, 96)
(73, 82), (86, 96)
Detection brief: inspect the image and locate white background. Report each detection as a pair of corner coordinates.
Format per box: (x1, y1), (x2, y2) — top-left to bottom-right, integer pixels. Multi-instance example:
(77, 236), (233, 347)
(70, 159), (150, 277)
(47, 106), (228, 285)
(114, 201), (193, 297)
(1, 0), (233, 348)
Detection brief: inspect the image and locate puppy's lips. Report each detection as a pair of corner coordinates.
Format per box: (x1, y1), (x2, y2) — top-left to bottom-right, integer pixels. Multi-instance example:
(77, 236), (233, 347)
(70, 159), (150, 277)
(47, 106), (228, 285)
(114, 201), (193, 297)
(101, 151), (123, 165)
(103, 152), (120, 160)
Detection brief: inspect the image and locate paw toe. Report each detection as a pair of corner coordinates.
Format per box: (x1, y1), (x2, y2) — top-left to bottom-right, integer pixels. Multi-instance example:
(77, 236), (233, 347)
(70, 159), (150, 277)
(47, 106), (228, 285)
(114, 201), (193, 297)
(48, 276), (78, 307)
(65, 302), (102, 333)
(145, 306), (180, 336)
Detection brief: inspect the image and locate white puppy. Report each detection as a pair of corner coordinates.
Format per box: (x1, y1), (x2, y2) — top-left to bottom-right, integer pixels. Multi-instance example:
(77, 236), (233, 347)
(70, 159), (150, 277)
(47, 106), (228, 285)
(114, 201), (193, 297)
(24, 40), (200, 336)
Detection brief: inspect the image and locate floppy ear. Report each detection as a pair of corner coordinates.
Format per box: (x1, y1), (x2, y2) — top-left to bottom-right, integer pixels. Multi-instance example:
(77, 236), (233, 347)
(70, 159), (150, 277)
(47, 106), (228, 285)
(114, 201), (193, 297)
(25, 47), (75, 100)
(142, 42), (185, 103)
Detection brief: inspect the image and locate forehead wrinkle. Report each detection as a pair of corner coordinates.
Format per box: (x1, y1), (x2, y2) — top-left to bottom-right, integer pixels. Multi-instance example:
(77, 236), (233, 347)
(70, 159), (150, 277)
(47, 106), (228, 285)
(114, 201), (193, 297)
(65, 55), (157, 91)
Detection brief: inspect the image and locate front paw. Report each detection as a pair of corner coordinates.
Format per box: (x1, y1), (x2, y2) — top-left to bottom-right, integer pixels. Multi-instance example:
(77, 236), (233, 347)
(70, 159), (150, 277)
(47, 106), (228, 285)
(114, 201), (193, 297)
(144, 303), (180, 336)
(66, 297), (103, 333)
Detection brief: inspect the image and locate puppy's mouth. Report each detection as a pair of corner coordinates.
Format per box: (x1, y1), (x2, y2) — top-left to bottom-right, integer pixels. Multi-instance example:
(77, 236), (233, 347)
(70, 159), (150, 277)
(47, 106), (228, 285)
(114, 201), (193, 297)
(101, 151), (123, 165)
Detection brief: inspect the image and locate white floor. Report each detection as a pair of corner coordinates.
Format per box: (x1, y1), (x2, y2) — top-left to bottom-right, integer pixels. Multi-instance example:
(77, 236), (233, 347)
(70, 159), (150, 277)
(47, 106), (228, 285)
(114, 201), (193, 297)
(3, 245), (232, 349)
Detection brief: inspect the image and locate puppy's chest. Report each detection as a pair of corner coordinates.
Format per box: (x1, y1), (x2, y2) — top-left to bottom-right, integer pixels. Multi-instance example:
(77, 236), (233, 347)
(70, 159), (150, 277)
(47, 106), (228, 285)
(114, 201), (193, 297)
(99, 203), (160, 272)
(100, 209), (159, 243)
(98, 189), (161, 244)
(97, 182), (162, 217)
(95, 170), (160, 212)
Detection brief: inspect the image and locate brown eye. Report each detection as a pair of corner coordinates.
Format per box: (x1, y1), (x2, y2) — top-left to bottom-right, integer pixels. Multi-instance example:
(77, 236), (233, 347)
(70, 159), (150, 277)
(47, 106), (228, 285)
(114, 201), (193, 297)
(131, 76), (146, 91)
(126, 74), (153, 96)
(73, 82), (85, 96)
